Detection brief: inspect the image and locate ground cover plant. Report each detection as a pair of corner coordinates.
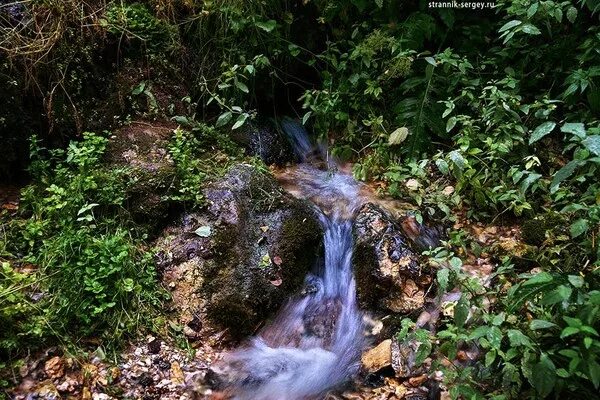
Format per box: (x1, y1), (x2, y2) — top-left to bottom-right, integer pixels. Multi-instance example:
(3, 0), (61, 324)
(1, 0), (599, 398)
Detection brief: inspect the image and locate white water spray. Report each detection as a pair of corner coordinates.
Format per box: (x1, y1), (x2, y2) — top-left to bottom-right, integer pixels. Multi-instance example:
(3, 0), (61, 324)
(219, 120), (367, 400)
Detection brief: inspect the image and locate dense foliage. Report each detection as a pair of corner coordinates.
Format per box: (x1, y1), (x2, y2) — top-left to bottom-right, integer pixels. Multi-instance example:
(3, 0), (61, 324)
(1, 0), (599, 398)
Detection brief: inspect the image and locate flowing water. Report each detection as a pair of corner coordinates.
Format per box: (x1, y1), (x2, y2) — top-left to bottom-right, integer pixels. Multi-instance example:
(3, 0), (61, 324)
(218, 121), (368, 400)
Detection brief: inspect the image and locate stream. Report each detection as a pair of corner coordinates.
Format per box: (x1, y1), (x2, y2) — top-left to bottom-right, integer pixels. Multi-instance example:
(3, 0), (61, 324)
(217, 121), (369, 399)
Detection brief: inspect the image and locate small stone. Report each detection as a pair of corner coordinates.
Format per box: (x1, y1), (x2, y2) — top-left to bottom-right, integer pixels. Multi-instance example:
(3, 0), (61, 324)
(154, 357), (171, 371)
(361, 339), (392, 373)
(408, 374), (428, 387)
(56, 375), (79, 393)
(44, 356), (65, 380)
(134, 347), (143, 356)
(405, 179), (420, 190)
(92, 393), (112, 400)
(147, 338), (162, 354)
(138, 372), (154, 387)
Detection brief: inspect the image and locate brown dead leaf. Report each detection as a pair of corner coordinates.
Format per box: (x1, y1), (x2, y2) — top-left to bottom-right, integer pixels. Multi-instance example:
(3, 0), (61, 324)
(44, 356), (64, 380)
(171, 361), (185, 385)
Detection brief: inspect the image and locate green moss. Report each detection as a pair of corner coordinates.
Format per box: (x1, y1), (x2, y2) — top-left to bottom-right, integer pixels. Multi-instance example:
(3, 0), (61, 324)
(521, 213), (565, 246)
(275, 204), (322, 291)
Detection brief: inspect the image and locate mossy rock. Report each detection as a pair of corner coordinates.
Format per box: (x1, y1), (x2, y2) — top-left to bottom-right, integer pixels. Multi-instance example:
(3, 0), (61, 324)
(156, 163), (322, 338)
(105, 121), (177, 224)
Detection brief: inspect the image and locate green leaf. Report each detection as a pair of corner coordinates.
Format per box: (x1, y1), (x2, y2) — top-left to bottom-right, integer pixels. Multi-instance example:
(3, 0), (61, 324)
(435, 159), (449, 175)
(448, 150), (466, 171)
(508, 329), (532, 347)
(570, 219), (589, 238)
(589, 359), (600, 388)
(568, 275), (584, 288)
(132, 81), (146, 95)
(449, 256), (462, 270)
(499, 20), (522, 33)
(454, 298), (469, 328)
(542, 285), (572, 305)
(216, 111), (232, 127)
(529, 122), (556, 144)
(566, 6), (578, 23)
(582, 135), (600, 156)
(561, 122), (586, 138)
(259, 253), (271, 268)
(485, 350), (497, 367)
(550, 160), (583, 193)
(560, 326), (580, 338)
(523, 272), (553, 286)
(527, 3), (539, 18)
(531, 354), (556, 397)
(235, 80), (249, 94)
(232, 114), (248, 130)
(255, 20), (277, 32)
(437, 268), (449, 293)
(469, 326), (490, 340)
(487, 326), (503, 349)
(425, 57), (437, 66)
(446, 116), (457, 132)
(194, 226), (212, 237)
(564, 316), (583, 327)
(388, 127), (409, 145)
(302, 112), (312, 125)
(556, 368), (570, 378)
(521, 24), (541, 35)
(581, 326), (599, 336)
(530, 319), (557, 330)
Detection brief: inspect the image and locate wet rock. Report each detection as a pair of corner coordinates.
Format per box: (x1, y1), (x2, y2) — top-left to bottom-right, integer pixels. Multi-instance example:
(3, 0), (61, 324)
(230, 119), (296, 165)
(105, 121), (176, 223)
(353, 203), (432, 313)
(361, 339), (392, 373)
(155, 163), (322, 337)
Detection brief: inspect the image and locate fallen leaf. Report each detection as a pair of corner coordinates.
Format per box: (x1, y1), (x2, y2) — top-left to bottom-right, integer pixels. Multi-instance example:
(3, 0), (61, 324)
(273, 255), (283, 266)
(44, 356), (64, 380)
(171, 361), (185, 385)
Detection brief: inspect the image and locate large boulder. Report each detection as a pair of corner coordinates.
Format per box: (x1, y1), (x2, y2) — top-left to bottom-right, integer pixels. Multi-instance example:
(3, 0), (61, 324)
(105, 121), (177, 223)
(155, 164), (322, 337)
(353, 203), (432, 314)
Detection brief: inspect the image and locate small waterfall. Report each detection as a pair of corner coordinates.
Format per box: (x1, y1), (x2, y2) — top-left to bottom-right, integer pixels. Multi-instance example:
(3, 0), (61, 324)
(218, 120), (367, 399)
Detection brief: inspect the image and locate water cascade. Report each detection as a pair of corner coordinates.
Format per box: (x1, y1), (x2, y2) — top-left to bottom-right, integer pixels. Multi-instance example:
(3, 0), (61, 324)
(218, 121), (369, 399)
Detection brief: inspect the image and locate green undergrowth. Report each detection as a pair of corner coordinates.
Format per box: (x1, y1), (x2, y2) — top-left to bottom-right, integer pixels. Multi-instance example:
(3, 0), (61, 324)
(0, 120), (244, 373)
